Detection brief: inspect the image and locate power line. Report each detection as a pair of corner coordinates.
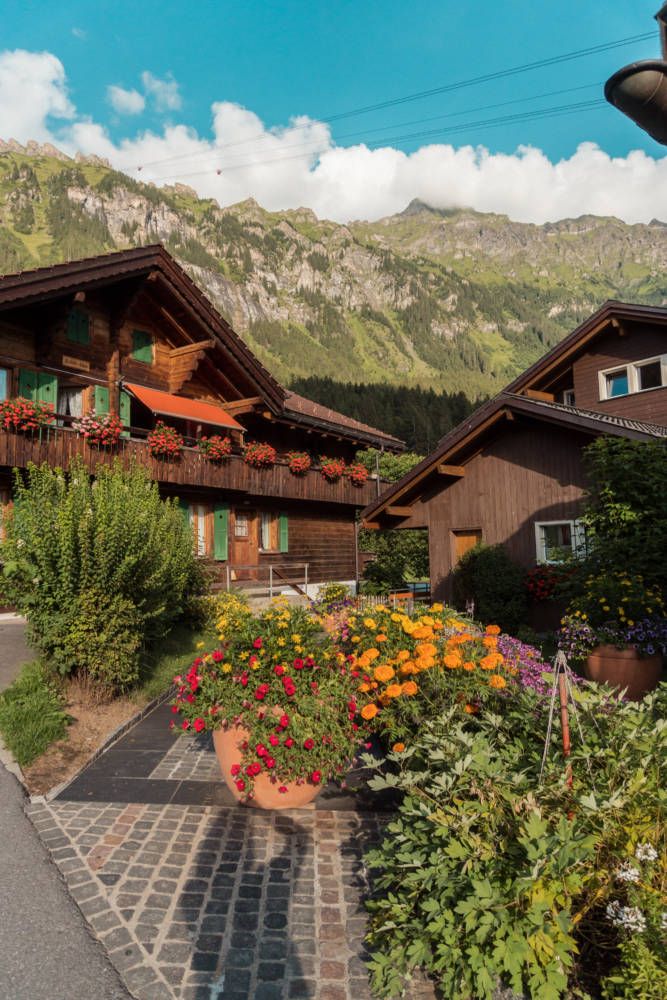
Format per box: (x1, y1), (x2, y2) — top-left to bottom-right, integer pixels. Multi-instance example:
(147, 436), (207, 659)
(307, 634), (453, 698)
(134, 30), (653, 172)
(143, 99), (606, 183)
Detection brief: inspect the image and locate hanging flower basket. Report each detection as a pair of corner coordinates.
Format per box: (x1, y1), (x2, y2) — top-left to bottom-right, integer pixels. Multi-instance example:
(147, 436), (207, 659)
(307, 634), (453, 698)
(320, 457), (346, 483)
(198, 434), (233, 462)
(147, 420), (184, 459)
(243, 441), (277, 468)
(286, 451), (312, 476)
(345, 462), (369, 487)
(72, 410), (122, 448)
(0, 397), (54, 433)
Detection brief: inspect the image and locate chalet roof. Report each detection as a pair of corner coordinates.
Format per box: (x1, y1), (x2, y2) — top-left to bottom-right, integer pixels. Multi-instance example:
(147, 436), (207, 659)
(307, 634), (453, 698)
(0, 246), (403, 451)
(507, 300), (667, 393)
(361, 391), (667, 524)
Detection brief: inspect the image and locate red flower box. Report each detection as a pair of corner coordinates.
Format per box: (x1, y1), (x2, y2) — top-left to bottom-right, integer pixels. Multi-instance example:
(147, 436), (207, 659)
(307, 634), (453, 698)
(198, 434), (233, 462)
(243, 442), (277, 468)
(147, 420), (184, 458)
(285, 451), (312, 476)
(320, 457), (346, 483)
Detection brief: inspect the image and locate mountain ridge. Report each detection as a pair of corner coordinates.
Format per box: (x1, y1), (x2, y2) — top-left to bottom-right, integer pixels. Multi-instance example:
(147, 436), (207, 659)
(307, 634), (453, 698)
(0, 144), (665, 399)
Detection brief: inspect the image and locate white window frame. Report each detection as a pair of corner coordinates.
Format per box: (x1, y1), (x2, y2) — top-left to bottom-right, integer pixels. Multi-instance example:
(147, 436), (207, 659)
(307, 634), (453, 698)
(561, 388), (576, 406)
(599, 354), (667, 401)
(534, 519), (586, 565)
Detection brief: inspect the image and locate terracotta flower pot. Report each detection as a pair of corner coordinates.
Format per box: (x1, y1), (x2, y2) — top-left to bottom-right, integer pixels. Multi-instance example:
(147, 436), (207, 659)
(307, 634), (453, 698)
(213, 726), (322, 810)
(585, 644), (663, 701)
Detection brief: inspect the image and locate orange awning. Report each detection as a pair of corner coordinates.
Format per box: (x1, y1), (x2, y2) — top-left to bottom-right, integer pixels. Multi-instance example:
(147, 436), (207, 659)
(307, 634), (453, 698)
(125, 383), (243, 431)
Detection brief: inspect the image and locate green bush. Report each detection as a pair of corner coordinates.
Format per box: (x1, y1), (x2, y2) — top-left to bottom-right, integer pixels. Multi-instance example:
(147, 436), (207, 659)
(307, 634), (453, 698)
(314, 582), (351, 607)
(363, 685), (667, 999)
(452, 542), (527, 633)
(0, 459), (203, 690)
(0, 661), (69, 766)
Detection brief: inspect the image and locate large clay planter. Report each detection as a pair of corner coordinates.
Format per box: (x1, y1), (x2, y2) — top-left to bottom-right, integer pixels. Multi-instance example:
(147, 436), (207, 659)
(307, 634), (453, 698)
(213, 726), (322, 809)
(585, 644), (663, 701)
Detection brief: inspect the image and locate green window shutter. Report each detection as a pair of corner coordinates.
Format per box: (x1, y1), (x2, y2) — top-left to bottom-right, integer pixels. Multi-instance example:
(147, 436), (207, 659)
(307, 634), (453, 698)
(93, 385), (110, 415)
(213, 502), (229, 561)
(37, 372), (58, 407)
(278, 512), (289, 553)
(18, 368), (38, 400)
(176, 498), (191, 523)
(119, 390), (131, 437)
(66, 309), (90, 345)
(131, 329), (153, 364)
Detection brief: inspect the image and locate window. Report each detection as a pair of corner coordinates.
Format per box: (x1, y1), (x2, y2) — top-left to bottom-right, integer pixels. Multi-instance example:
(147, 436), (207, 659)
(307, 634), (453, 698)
(234, 511), (249, 538)
(259, 512), (276, 551)
(66, 309), (90, 345)
(57, 386), (83, 423)
(131, 329), (153, 364)
(0, 368), (8, 400)
(562, 388), (576, 406)
(599, 355), (666, 400)
(535, 520), (585, 564)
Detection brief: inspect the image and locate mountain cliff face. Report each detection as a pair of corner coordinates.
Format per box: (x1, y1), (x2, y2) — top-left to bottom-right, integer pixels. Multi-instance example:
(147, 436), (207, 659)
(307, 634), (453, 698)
(1, 143), (665, 398)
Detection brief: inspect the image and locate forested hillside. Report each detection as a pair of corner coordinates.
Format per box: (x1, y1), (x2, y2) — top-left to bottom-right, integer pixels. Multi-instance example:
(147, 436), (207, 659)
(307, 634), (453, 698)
(1, 141), (666, 411)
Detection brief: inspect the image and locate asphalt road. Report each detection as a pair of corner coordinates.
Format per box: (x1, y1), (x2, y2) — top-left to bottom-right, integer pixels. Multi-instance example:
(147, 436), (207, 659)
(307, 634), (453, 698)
(0, 618), (132, 1000)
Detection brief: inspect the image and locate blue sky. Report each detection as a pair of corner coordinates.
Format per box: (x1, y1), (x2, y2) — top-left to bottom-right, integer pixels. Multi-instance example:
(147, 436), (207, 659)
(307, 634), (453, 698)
(1, 1), (666, 222)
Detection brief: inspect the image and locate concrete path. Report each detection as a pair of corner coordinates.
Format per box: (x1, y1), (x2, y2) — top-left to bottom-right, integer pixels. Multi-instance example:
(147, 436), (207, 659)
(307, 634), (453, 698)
(0, 617), (132, 1000)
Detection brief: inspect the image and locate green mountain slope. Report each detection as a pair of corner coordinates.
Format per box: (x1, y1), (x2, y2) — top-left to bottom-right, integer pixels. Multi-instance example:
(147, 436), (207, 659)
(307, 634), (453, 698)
(1, 144), (665, 399)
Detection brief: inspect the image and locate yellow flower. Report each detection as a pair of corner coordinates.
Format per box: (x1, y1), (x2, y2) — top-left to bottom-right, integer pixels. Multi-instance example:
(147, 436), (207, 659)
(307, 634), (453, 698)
(375, 605), (388, 613)
(628, 620), (634, 626)
(239, 651), (249, 661)
(291, 634), (301, 642)
(351, 636), (361, 644)
(412, 625), (434, 640)
(391, 613), (403, 622)
(420, 615), (434, 626)
(431, 603), (444, 612)
(221, 662), (232, 673)
(196, 641), (205, 649)
(363, 618), (377, 630)
(396, 649), (411, 662)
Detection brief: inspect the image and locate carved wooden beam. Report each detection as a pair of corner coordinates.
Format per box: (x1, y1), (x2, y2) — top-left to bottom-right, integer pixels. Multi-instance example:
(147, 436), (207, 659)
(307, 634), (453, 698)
(385, 506), (414, 517)
(169, 340), (214, 358)
(524, 389), (555, 402)
(437, 463), (466, 476)
(221, 396), (264, 415)
(361, 520), (380, 530)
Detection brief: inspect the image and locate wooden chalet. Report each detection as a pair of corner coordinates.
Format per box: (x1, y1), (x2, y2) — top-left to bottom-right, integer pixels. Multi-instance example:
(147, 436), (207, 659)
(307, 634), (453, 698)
(0, 246), (403, 595)
(362, 301), (667, 608)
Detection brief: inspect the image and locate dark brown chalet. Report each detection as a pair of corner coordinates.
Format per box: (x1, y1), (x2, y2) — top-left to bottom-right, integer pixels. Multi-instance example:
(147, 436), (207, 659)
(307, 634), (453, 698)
(0, 246), (402, 594)
(362, 301), (667, 606)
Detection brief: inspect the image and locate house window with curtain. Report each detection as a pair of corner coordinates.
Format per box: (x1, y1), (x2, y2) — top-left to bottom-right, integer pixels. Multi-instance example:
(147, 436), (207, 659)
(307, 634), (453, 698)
(534, 520), (586, 564)
(57, 385), (84, 425)
(259, 512), (276, 551)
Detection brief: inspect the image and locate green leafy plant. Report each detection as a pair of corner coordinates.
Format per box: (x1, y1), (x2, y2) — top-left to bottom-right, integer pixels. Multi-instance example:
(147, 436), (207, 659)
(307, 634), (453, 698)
(453, 542), (528, 633)
(0, 661), (69, 766)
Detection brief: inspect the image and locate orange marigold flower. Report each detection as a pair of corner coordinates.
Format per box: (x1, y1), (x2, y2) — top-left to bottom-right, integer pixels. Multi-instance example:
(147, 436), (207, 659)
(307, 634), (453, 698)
(374, 664), (395, 683)
(385, 683), (403, 699)
(360, 703), (379, 720)
(376, 634), (388, 643)
(401, 680), (418, 696)
(412, 626), (433, 640)
(483, 636), (498, 649)
(359, 682), (371, 693)
(399, 662), (417, 676)
(463, 660), (476, 671)
(485, 624), (501, 635)
(480, 655), (496, 671)
(415, 656), (435, 672)
(396, 650), (411, 662)
(488, 674), (506, 689)
(415, 642), (437, 658)
(364, 648), (380, 661)
(464, 703), (479, 714)
(392, 742), (406, 753)
(443, 653), (462, 669)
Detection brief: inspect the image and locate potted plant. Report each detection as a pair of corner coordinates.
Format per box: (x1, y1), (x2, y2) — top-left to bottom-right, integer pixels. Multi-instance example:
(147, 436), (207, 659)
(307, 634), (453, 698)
(0, 396), (54, 433)
(147, 420), (184, 459)
(559, 572), (666, 699)
(170, 599), (365, 808)
(243, 441), (277, 469)
(285, 450), (312, 476)
(320, 457), (346, 483)
(345, 462), (369, 487)
(198, 434), (233, 462)
(72, 410), (123, 448)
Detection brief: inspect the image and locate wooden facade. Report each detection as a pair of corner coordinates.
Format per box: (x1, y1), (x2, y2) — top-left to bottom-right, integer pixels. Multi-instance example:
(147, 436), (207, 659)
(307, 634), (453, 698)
(362, 301), (667, 605)
(0, 247), (402, 593)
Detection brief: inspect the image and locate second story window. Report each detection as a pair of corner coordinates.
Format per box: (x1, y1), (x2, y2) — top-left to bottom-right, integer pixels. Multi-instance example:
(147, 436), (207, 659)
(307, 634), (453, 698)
(131, 329), (153, 364)
(600, 355), (666, 400)
(0, 367), (8, 400)
(67, 309), (90, 345)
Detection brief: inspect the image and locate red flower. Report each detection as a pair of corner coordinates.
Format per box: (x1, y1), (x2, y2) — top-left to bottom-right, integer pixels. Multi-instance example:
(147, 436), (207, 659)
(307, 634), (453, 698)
(212, 650), (224, 662)
(303, 738), (315, 750)
(284, 737), (294, 748)
(274, 665), (285, 676)
(279, 714), (289, 728)
(230, 763), (241, 776)
(256, 744), (268, 757)
(269, 735), (280, 747)
(253, 637), (263, 649)
(193, 718), (206, 733)
(310, 770), (322, 784)
(278, 786), (288, 794)
(293, 658), (304, 670)
(235, 779), (246, 792)
(265, 757), (276, 769)
(181, 720), (190, 730)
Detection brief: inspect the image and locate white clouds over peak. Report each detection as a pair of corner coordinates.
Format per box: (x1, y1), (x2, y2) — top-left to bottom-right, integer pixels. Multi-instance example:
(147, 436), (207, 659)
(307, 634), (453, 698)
(141, 71), (182, 111)
(107, 84), (145, 115)
(2, 48), (667, 226)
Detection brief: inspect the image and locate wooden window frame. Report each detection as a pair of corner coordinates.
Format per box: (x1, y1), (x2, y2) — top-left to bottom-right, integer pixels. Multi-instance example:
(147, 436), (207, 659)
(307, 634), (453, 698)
(259, 511), (279, 553)
(598, 354), (667, 401)
(534, 519), (586, 565)
(131, 329), (154, 365)
(66, 308), (91, 346)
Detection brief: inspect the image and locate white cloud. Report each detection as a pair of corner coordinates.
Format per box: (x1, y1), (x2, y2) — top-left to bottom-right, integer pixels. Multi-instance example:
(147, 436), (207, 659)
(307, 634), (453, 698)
(71, 27), (86, 40)
(1, 48), (667, 226)
(107, 84), (145, 115)
(141, 71), (181, 112)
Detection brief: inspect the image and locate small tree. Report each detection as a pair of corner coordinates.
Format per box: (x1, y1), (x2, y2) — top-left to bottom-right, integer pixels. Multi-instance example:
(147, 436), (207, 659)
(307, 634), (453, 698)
(453, 543), (527, 633)
(0, 459), (202, 689)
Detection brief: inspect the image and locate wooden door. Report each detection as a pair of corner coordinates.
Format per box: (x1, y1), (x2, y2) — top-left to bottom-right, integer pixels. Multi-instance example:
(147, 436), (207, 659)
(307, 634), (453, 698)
(452, 529), (482, 564)
(231, 508), (258, 578)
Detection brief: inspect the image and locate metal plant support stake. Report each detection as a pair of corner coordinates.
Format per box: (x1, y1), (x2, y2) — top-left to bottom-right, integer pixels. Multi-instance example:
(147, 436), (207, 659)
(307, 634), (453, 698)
(539, 649), (593, 792)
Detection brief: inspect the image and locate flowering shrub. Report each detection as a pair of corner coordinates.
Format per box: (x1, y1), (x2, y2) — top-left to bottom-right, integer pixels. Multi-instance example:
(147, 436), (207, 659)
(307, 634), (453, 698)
(72, 410), (122, 448)
(496, 632), (579, 697)
(171, 598), (368, 800)
(345, 462), (369, 487)
(285, 450), (312, 476)
(243, 441), (277, 468)
(525, 563), (572, 601)
(362, 683), (667, 999)
(560, 571), (667, 659)
(147, 420), (184, 458)
(198, 434), (232, 462)
(0, 396), (54, 433)
(320, 457), (346, 483)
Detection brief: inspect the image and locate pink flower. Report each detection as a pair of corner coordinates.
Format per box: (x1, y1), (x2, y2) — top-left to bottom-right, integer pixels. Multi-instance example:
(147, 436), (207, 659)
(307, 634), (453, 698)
(212, 650), (223, 662)
(230, 763), (241, 776)
(284, 737), (294, 749)
(269, 735), (280, 747)
(278, 714), (289, 728)
(253, 637), (263, 649)
(265, 757), (276, 769)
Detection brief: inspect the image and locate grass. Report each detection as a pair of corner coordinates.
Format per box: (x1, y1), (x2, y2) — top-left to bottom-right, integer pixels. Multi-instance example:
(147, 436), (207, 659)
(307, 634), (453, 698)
(0, 661), (69, 767)
(134, 621), (218, 702)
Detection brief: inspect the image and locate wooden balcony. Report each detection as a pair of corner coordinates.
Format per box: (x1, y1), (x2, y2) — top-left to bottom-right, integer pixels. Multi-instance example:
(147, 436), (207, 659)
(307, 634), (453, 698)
(0, 425), (383, 507)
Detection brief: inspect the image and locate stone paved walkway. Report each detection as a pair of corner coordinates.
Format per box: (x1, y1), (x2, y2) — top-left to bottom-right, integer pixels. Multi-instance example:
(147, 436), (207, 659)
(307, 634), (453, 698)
(25, 702), (435, 1000)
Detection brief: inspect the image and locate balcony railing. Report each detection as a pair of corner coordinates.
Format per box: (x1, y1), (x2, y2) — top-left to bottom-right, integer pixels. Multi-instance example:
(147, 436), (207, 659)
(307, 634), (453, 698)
(0, 423), (383, 507)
